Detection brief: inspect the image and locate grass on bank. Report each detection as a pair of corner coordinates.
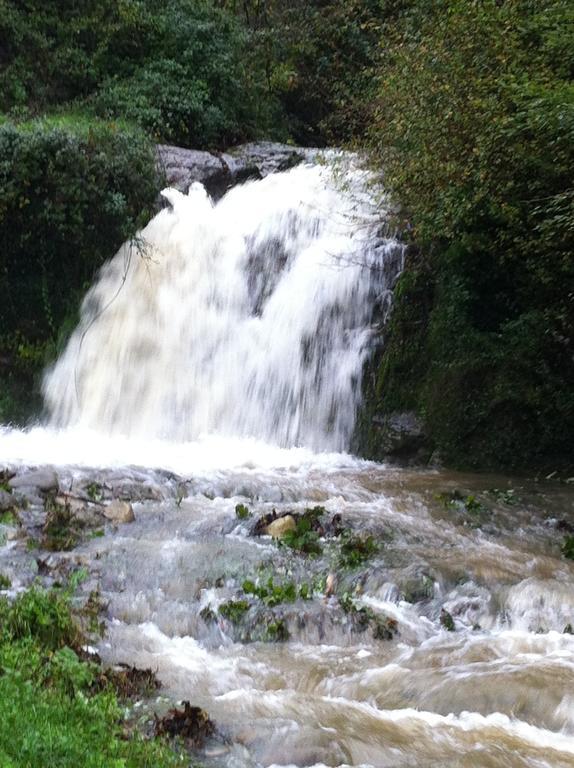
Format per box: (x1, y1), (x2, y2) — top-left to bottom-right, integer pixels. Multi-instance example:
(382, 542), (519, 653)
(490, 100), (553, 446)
(0, 585), (184, 768)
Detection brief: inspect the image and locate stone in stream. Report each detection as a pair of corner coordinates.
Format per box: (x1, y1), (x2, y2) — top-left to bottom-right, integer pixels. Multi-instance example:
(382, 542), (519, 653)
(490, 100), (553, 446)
(54, 495), (106, 527)
(9, 469), (59, 493)
(0, 489), (15, 512)
(265, 515), (296, 539)
(103, 500), (135, 524)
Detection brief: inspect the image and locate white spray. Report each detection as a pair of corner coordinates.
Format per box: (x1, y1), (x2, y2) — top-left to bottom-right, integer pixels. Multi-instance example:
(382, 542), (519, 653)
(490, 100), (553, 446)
(43, 157), (403, 451)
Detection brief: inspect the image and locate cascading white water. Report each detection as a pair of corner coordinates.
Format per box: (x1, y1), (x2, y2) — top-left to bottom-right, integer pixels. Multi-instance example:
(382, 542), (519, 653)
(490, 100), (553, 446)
(43, 157), (403, 451)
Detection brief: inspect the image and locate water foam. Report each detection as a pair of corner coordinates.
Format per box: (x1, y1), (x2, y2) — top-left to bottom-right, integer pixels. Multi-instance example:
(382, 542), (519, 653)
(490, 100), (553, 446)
(42, 158), (402, 452)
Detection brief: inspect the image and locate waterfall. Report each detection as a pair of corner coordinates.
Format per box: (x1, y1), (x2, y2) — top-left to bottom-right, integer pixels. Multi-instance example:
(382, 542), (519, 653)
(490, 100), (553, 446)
(43, 155), (403, 451)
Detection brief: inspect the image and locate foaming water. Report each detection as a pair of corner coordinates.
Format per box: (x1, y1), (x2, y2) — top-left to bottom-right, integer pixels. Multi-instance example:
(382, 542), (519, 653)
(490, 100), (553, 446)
(43, 158), (402, 451)
(0, 426), (365, 476)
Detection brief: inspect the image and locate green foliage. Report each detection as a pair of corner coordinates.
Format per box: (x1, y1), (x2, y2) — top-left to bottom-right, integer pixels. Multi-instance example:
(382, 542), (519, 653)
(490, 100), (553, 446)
(86, 483), (104, 503)
(242, 576), (311, 606)
(235, 503), (251, 520)
(0, 587), (78, 651)
(280, 515), (322, 556)
(562, 536), (574, 561)
(339, 594), (398, 641)
(224, 0), (386, 144)
(363, 0), (574, 470)
(0, 586), (184, 767)
(263, 617), (289, 642)
(42, 497), (82, 552)
(0, 118), (159, 423)
(218, 599), (249, 623)
(0, 510), (18, 525)
(1, 0), (280, 148)
(337, 531), (378, 569)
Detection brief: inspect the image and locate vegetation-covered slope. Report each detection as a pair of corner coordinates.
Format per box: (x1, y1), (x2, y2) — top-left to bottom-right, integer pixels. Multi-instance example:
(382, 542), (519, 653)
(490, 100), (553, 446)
(0, 0), (572, 470)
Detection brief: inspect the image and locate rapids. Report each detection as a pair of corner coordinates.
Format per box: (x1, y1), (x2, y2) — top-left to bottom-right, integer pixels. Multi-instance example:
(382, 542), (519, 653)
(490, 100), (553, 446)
(0, 152), (573, 767)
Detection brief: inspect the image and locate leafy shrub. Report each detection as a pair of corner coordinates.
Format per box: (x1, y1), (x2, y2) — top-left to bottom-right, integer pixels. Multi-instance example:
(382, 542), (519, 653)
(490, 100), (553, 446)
(363, 0), (574, 469)
(0, 0), (280, 148)
(0, 118), (159, 422)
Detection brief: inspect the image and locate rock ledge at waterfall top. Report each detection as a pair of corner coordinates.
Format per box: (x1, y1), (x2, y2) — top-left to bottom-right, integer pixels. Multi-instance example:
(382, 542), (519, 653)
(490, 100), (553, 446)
(156, 142), (320, 198)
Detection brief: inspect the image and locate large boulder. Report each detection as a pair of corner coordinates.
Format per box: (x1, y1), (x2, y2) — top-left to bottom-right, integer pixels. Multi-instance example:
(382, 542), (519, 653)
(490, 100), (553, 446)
(9, 469), (58, 493)
(371, 411), (430, 464)
(103, 500), (135, 524)
(156, 142), (316, 200)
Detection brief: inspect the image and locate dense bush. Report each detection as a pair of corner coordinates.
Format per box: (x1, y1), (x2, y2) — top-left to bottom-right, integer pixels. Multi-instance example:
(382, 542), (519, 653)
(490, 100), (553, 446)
(0, 0), (280, 148)
(363, 0), (574, 468)
(223, 0), (385, 145)
(0, 118), (159, 422)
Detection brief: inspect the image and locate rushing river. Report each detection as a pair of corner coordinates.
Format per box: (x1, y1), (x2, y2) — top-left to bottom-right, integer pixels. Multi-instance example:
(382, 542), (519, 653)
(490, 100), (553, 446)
(1, 153), (573, 767)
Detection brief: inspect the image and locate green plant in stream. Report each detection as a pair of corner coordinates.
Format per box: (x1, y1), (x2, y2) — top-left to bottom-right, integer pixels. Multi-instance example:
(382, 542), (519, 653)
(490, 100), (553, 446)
(562, 536), (574, 561)
(339, 593), (398, 641)
(440, 609), (456, 632)
(242, 576), (311, 607)
(0, 509), (18, 525)
(279, 506), (326, 556)
(85, 482), (103, 502)
(337, 531), (379, 569)
(488, 488), (518, 505)
(218, 599), (250, 623)
(263, 617), (289, 642)
(235, 503), (251, 520)
(42, 496), (82, 551)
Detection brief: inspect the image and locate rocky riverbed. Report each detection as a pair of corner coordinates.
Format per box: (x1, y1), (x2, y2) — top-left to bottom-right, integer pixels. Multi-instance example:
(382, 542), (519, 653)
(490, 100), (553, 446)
(1, 450), (573, 768)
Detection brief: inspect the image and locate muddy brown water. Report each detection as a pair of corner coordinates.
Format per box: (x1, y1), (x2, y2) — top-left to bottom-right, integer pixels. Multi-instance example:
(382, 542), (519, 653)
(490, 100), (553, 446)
(4, 457), (568, 768)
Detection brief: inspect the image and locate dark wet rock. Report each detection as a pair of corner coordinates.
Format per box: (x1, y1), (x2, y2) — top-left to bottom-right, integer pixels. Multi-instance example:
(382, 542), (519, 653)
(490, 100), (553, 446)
(9, 468), (59, 493)
(224, 142), (310, 178)
(371, 411), (430, 464)
(155, 701), (215, 747)
(0, 489), (15, 511)
(96, 664), (160, 699)
(42, 497), (82, 551)
(157, 145), (227, 196)
(111, 482), (163, 503)
(157, 141), (315, 201)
